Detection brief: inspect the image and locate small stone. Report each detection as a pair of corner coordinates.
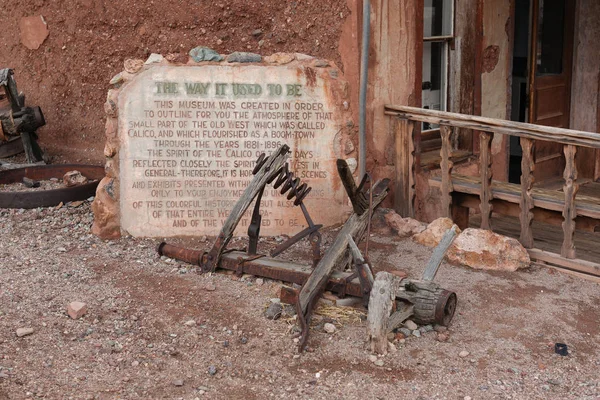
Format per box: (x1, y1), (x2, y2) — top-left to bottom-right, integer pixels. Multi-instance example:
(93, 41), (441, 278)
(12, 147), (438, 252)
(63, 171), (88, 187)
(412, 329), (421, 338)
(403, 320), (418, 330)
(145, 53), (164, 64)
(436, 332), (450, 342)
(314, 59), (330, 67)
(251, 29), (263, 36)
(131, 361), (139, 367)
(184, 320), (196, 327)
(57, 247), (67, 253)
(265, 303), (283, 320)
(459, 350), (470, 358)
(203, 282), (216, 292)
(189, 46), (223, 62)
(172, 379), (184, 386)
(386, 332), (395, 341)
(222, 340), (229, 347)
(20, 15), (49, 50)
(433, 325), (448, 332)
(374, 359), (384, 367)
(399, 328), (412, 337)
(420, 324), (434, 333)
(255, 278), (264, 286)
(109, 73), (123, 85)
(67, 301), (88, 319)
(324, 323), (336, 334)
(368, 355), (378, 363)
(464, 397), (472, 400)
(227, 52), (262, 63)
(240, 337), (248, 344)
(124, 59), (144, 73)
(208, 365), (217, 376)
(264, 52), (296, 65)
(16, 327), (34, 337)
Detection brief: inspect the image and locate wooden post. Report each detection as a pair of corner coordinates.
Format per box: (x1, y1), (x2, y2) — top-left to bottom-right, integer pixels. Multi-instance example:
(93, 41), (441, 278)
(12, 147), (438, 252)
(561, 145), (578, 259)
(394, 118), (416, 217)
(519, 138), (535, 248)
(479, 131), (494, 230)
(439, 125), (454, 218)
(367, 272), (402, 355)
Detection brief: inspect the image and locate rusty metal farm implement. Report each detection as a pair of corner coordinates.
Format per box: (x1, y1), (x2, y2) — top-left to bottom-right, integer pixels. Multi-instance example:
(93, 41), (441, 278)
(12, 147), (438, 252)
(158, 145), (457, 352)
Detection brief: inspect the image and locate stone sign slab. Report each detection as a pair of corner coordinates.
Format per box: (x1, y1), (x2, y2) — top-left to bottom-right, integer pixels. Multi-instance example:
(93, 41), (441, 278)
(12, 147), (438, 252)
(92, 51), (356, 238)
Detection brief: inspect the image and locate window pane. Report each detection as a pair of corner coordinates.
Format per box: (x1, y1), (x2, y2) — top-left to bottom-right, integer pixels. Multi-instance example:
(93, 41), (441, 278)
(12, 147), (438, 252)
(424, 0), (453, 37)
(422, 41), (447, 129)
(536, 0), (565, 75)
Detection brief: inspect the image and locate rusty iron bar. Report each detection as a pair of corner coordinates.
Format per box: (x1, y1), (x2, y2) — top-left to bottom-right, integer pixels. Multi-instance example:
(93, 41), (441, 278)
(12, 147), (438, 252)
(157, 244), (457, 326)
(0, 164), (104, 208)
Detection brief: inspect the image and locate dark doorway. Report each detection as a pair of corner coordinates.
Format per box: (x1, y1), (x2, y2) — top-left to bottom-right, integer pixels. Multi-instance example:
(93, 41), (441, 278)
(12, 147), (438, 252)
(509, 0), (530, 183)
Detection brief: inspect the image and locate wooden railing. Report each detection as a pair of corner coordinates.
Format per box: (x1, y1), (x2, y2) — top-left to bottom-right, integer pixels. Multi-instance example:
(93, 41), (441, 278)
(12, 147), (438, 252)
(385, 105), (600, 279)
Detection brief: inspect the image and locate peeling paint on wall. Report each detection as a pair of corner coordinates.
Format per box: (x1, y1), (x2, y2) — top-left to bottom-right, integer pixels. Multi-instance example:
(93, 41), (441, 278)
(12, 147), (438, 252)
(482, 45), (500, 73)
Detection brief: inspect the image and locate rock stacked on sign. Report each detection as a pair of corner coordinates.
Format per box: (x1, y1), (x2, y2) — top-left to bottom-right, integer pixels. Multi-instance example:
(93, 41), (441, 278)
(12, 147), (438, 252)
(92, 48), (356, 239)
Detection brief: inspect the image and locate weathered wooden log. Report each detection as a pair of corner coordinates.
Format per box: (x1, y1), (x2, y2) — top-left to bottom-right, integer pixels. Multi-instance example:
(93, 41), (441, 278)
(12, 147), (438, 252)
(367, 272), (402, 355)
(297, 178), (389, 315)
(396, 280), (457, 326)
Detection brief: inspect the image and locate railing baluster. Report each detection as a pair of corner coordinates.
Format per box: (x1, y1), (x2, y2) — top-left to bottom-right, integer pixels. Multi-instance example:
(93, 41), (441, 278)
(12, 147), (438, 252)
(439, 125), (454, 218)
(479, 131), (494, 230)
(561, 144), (578, 259)
(519, 138), (535, 248)
(394, 118), (416, 217)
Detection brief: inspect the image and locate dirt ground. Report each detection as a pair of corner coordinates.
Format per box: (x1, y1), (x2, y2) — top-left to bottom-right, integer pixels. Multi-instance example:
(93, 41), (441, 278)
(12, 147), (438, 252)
(0, 0), (349, 163)
(1, 201), (599, 399)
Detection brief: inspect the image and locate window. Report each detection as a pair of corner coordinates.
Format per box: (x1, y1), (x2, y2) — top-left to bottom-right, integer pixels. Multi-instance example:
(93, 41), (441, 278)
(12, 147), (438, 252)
(422, 0), (453, 131)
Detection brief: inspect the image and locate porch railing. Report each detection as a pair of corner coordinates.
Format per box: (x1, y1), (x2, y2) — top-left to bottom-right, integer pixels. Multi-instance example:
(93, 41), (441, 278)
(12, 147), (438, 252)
(385, 104), (600, 279)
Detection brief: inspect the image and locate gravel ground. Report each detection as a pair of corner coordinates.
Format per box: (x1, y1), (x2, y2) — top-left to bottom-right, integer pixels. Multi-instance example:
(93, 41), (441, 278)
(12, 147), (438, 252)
(1, 203), (599, 399)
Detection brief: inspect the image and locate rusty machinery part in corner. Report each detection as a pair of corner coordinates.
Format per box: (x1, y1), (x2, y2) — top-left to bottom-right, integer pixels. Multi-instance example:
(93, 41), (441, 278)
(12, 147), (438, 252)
(0, 68), (46, 162)
(157, 144), (458, 352)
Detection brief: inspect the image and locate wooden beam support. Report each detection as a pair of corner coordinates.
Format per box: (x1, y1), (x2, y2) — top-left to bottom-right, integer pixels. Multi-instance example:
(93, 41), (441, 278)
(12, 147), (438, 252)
(479, 131), (494, 230)
(439, 125), (454, 218)
(394, 118), (416, 217)
(367, 272), (402, 355)
(561, 145), (578, 259)
(519, 138), (535, 248)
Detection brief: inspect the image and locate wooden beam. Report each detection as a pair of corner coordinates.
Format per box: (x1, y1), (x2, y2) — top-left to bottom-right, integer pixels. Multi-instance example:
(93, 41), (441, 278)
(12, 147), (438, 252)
(561, 145), (578, 258)
(439, 125), (454, 218)
(367, 272), (402, 355)
(394, 118), (416, 217)
(384, 105), (600, 148)
(529, 248), (600, 277)
(519, 138), (535, 248)
(479, 131), (493, 229)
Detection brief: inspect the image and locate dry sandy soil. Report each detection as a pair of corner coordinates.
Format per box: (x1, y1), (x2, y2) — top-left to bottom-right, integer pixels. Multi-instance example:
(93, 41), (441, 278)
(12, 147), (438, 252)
(0, 200), (599, 399)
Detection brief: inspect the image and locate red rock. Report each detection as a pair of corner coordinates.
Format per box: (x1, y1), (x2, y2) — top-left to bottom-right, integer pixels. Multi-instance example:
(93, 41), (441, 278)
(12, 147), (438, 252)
(384, 211), (425, 237)
(67, 301), (88, 319)
(20, 16), (49, 50)
(446, 228), (530, 272)
(91, 177), (121, 239)
(63, 170), (88, 187)
(413, 217), (459, 247)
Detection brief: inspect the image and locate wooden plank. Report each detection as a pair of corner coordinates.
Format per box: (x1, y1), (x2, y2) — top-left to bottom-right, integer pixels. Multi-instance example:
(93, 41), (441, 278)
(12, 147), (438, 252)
(385, 110), (600, 149)
(384, 105), (600, 147)
(529, 248), (600, 277)
(394, 118), (416, 217)
(561, 145), (578, 259)
(428, 175), (600, 220)
(519, 138), (535, 248)
(439, 125), (454, 218)
(479, 131), (493, 229)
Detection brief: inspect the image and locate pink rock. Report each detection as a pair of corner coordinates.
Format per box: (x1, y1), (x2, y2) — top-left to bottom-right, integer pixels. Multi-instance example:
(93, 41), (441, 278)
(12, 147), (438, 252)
(67, 301), (88, 319)
(20, 16), (49, 50)
(413, 217), (458, 247)
(446, 228), (530, 272)
(384, 211), (425, 237)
